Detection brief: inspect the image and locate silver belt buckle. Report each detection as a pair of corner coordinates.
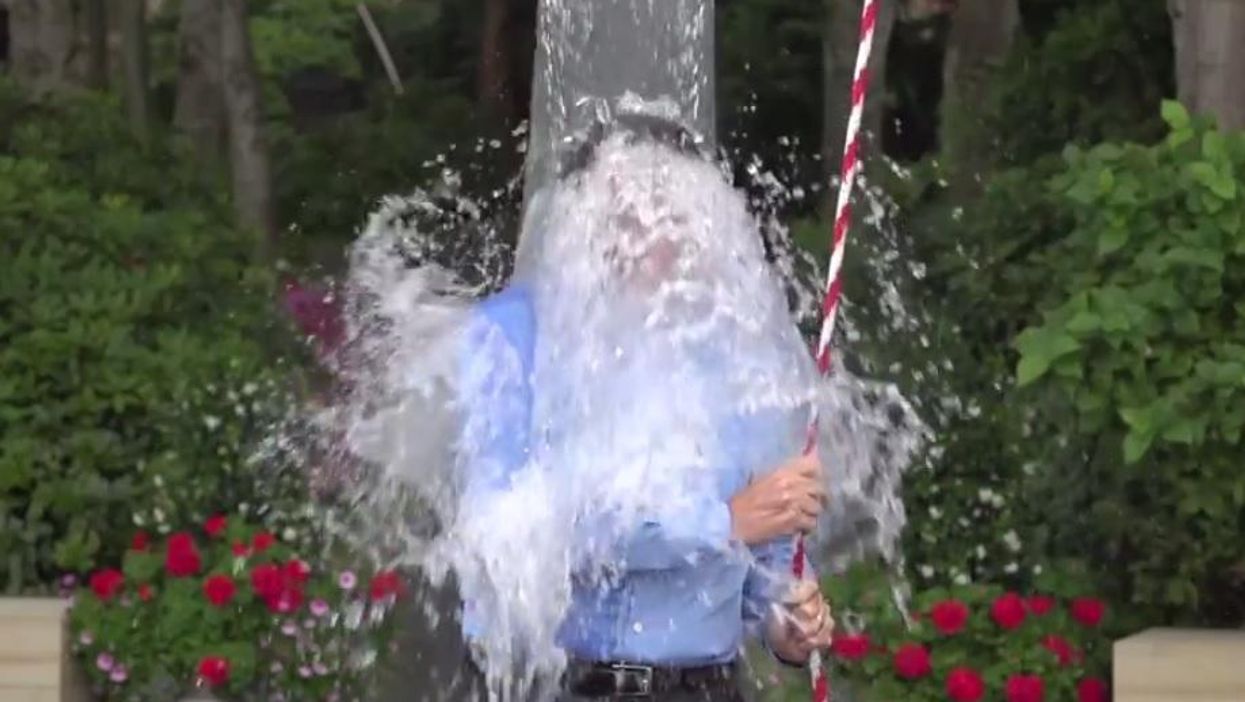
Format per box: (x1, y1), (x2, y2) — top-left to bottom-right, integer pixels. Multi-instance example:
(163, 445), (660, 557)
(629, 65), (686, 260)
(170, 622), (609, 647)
(611, 663), (653, 697)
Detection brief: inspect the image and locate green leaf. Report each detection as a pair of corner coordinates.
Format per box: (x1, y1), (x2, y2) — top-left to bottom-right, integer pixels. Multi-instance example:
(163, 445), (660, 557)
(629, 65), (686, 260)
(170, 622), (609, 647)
(1202, 131), (1228, 162)
(1015, 327), (1082, 386)
(1162, 417), (1203, 445)
(1162, 100), (1190, 130)
(1098, 226), (1129, 255)
(1123, 429), (1155, 464)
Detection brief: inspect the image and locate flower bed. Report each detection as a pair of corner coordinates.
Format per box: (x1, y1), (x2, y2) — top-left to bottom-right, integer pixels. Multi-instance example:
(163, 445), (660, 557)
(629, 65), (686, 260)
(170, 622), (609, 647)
(67, 515), (402, 701)
(828, 585), (1109, 702)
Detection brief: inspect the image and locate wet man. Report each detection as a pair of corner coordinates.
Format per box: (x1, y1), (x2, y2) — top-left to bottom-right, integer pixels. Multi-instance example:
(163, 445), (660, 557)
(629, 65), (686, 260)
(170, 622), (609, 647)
(458, 115), (834, 701)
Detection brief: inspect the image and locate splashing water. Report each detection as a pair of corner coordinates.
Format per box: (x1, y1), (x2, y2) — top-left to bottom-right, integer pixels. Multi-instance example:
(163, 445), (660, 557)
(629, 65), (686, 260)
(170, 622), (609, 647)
(312, 110), (926, 701)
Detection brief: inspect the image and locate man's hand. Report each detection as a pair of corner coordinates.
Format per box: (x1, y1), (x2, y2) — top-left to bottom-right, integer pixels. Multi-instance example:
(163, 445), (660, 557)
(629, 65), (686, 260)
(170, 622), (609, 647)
(728, 454), (824, 545)
(765, 580), (835, 665)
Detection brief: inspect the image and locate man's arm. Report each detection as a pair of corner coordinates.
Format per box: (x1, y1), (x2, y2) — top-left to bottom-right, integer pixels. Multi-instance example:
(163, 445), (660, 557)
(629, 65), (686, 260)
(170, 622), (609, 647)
(743, 536), (815, 664)
(457, 291), (536, 642)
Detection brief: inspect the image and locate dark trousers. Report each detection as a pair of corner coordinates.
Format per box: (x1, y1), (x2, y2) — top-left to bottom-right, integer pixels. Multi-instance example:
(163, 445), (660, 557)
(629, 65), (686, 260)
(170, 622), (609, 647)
(558, 688), (748, 702)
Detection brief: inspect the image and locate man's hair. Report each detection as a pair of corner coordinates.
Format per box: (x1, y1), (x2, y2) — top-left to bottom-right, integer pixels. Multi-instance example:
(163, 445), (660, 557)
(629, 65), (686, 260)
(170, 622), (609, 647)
(558, 112), (712, 180)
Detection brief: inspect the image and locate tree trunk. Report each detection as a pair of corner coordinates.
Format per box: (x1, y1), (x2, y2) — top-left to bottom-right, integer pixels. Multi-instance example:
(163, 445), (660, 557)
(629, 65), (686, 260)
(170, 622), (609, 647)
(1169, 0), (1245, 131)
(822, 0), (898, 208)
(84, 0), (108, 90)
(174, 0), (227, 161)
(221, 0), (278, 251)
(119, 0), (149, 137)
(478, 0), (513, 121)
(6, 0), (86, 93)
(941, 0), (1019, 191)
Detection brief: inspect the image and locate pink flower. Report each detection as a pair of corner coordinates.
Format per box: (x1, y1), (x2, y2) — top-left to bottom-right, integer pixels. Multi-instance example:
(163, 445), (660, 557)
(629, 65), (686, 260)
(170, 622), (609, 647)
(109, 665), (128, 683)
(96, 653), (115, 672)
(338, 570), (357, 591)
(311, 599), (330, 617)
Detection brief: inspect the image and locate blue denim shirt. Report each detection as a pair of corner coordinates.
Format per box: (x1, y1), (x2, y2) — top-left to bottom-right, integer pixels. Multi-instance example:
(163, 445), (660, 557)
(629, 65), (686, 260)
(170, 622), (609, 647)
(459, 285), (809, 665)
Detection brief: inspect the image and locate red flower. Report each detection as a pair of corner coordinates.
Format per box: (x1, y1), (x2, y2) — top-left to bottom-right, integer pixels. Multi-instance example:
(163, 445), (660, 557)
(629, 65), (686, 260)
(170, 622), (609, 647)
(1005, 674), (1045, 702)
(250, 564), (283, 599)
(203, 575), (236, 607)
(1040, 634), (1075, 666)
(89, 569), (125, 601)
(1077, 678), (1109, 702)
(164, 532), (202, 578)
(830, 633), (871, 661)
(1025, 595), (1056, 616)
(231, 541), (249, 557)
(204, 515), (227, 538)
(284, 559), (311, 585)
(197, 656), (230, 687)
(945, 667), (985, 702)
(930, 599), (970, 635)
(267, 586), (304, 614)
(137, 584), (154, 602)
(990, 592), (1027, 630)
(1069, 597), (1106, 628)
(892, 643), (931, 680)
(130, 531), (150, 552)
(252, 531), (276, 553)
(250, 563), (304, 613)
(369, 570), (403, 601)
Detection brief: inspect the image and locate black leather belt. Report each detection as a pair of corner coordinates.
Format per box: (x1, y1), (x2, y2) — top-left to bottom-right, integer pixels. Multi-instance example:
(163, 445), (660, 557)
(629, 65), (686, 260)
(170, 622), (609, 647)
(565, 660), (738, 697)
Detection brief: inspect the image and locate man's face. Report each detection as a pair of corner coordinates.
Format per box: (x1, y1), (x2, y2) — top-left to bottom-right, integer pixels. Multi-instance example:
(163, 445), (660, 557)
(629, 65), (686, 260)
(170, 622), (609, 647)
(597, 169), (700, 296)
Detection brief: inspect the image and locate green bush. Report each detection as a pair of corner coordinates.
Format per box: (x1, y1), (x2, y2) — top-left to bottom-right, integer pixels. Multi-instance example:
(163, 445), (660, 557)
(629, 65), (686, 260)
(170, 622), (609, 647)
(1014, 102), (1245, 624)
(0, 82), (300, 593)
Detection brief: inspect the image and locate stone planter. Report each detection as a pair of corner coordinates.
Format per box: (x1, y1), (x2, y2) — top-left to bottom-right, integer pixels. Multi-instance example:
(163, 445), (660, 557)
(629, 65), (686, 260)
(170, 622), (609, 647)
(1114, 627), (1245, 701)
(0, 598), (91, 702)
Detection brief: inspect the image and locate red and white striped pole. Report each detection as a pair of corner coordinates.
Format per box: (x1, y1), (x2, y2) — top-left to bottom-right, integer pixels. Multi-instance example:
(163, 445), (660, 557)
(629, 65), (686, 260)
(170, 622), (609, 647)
(794, 1), (882, 700)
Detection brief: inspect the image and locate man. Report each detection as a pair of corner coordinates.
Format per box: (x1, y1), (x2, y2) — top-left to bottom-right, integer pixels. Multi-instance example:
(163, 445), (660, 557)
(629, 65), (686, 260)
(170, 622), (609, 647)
(457, 114), (834, 701)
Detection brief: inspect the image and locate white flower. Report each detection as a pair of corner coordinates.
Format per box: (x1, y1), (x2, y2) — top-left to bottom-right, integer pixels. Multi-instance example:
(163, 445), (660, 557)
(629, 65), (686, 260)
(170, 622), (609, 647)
(928, 506), (942, 520)
(918, 565), (935, 579)
(203, 415), (221, 431)
(282, 527), (297, 541)
(1033, 564), (1043, 575)
(1004, 562), (1019, 574)
(953, 572), (970, 586)
(152, 508), (165, 523)
(132, 513), (145, 527)
(975, 545), (987, 560)
(1002, 530), (1022, 553)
